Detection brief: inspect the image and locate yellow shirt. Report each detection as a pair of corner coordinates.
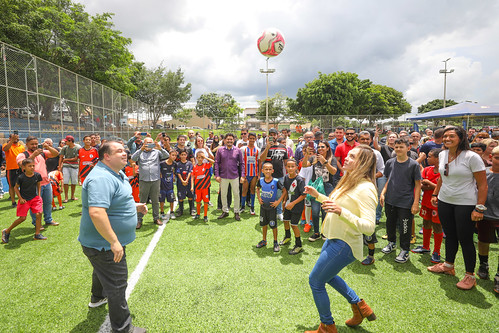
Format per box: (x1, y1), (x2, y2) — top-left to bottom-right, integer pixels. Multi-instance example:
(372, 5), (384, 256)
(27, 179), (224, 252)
(317, 179), (377, 260)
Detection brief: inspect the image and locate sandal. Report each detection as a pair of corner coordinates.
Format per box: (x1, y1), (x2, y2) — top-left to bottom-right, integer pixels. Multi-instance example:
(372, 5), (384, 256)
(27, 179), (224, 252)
(63, 199), (69, 203)
(71, 197), (78, 201)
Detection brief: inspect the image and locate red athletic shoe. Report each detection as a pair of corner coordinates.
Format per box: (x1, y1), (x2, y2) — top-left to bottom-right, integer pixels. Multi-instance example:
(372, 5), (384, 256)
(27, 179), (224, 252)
(304, 224), (311, 233)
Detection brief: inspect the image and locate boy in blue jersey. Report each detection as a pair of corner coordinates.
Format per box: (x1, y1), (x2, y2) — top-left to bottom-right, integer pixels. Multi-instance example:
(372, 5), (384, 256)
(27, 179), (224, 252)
(176, 149), (194, 216)
(256, 162), (283, 252)
(159, 150), (177, 220)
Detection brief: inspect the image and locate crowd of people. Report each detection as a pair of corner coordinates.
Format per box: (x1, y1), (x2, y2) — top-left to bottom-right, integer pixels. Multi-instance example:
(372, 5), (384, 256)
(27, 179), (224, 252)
(0, 125), (498, 333)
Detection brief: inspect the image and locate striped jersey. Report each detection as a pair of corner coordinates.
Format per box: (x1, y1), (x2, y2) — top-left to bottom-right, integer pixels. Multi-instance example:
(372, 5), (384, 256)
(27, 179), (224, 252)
(78, 147), (98, 180)
(192, 162), (212, 190)
(242, 145), (260, 177)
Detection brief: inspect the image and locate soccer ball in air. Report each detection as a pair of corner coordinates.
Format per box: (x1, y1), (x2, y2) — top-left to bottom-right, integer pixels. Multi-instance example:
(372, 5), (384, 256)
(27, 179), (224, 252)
(257, 28), (285, 58)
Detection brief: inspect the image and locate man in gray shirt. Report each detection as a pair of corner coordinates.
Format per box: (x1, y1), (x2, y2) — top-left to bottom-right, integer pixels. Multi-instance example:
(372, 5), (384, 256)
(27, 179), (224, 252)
(131, 137), (168, 228)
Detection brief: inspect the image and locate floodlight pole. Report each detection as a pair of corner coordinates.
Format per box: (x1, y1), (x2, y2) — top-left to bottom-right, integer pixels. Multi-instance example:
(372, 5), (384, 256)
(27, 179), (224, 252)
(439, 58), (454, 108)
(260, 57), (275, 131)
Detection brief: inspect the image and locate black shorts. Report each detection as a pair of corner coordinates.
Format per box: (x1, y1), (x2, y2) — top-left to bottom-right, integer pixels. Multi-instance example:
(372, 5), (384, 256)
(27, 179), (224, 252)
(7, 169), (20, 188)
(363, 232), (378, 244)
(260, 207), (278, 229)
(177, 186), (193, 200)
(159, 190), (176, 203)
(283, 209), (301, 226)
(477, 218), (499, 243)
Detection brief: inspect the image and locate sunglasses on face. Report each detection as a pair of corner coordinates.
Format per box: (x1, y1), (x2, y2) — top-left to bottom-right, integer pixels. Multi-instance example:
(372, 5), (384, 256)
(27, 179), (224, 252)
(345, 133), (355, 136)
(318, 146), (327, 149)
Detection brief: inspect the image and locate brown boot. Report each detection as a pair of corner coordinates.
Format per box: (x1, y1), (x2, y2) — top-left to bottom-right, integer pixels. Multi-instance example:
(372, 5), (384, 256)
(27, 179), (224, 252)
(305, 322), (337, 333)
(345, 299), (376, 327)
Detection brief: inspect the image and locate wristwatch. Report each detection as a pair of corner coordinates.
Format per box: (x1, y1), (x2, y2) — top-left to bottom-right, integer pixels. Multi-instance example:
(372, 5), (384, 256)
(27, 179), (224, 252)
(475, 204), (487, 212)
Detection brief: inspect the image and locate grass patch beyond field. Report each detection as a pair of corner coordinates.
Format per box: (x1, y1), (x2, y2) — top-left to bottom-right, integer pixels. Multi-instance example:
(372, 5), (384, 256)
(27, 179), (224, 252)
(0, 184), (497, 332)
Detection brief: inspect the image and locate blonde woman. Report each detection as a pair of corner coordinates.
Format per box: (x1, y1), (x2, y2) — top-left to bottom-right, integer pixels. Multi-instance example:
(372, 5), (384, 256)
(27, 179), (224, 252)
(481, 138), (498, 167)
(304, 145), (378, 333)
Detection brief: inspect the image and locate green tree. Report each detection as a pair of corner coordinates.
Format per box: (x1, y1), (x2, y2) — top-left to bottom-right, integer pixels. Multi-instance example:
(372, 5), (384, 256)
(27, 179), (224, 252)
(256, 92), (291, 127)
(195, 93), (242, 129)
(417, 99), (458, 113)
(134, 64), (192, 127)
(172, 107), (193, 123)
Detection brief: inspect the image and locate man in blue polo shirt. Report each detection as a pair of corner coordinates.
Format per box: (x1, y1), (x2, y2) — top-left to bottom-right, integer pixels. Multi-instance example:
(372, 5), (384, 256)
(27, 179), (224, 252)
(79, 141), (148, 333)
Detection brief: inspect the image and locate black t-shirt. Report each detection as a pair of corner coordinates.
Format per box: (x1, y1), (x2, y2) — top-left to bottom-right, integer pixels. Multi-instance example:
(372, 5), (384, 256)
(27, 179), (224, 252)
(310, 157), (338, 187)
(264, 144), (288, 178)
(384, 158), (422, 209)
(17, 172), (42, 201)
(283, 174), (306, 214)
(380, 145), (394, 163)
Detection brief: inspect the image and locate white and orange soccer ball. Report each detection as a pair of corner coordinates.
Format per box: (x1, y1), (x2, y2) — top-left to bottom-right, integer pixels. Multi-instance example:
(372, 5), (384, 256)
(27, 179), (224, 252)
(257, 28), (285, 58)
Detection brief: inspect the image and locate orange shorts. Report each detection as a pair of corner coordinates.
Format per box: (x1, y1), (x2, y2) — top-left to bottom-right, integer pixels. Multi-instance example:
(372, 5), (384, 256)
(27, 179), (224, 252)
(419, 205), (440, 224)
(195, 188), (210, 203)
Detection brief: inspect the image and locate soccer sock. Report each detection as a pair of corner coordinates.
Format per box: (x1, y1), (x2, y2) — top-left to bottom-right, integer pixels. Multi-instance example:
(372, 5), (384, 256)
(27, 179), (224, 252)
(479, 254), (489, 266)
(196, 202), (201, 215)
(368, 248), (375, 256)
(241, 196), (246, 209)
(305, 206), (312, 224)
(433, 232), (443, 254)
(250, 194), (255, 208)
(285, 228), (291, 239)
(179, 200), (184, 213)
(422, 228), (432, 249)
(295, 236), (302, 247)
(189, 199), (194, 212)
(204, 203), (208, 217)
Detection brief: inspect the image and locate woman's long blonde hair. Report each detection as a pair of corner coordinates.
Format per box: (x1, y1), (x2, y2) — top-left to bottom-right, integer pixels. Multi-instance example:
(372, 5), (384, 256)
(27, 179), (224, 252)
(332, 145), (377, 199)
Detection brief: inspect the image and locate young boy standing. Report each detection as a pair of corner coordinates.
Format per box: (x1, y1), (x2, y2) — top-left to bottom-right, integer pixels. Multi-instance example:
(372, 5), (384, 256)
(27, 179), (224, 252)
(48, 169), (64, 210)
(380, 138), (422, 263)
(256, 162), (283, 252)
(412, 148), (444, 263)
(176, 149), (194, 216)
(160, 150), (177, 220)
(191, 151), (214, 222)
(2, 159), (46, 243)
(280, 159), (307, 255)
(241, 132), (260, 215)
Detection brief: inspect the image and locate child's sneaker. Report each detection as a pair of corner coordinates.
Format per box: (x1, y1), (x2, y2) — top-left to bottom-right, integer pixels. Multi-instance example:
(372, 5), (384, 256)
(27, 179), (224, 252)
(193, 214), (200, 220)
(191, 209), (197, 216)
(256, 240), (267, 248)
(170, 212), (176, 220)
(395, 250), (409, 263)
(411, 246), (430, 254)
(279, 237), (291, 246)
(300, 219), (306, 225)
(289, 245), (303, 255)
(59, 206), (65, 210)
(2, 229), (10, 244)
(250, 207), (255, 215)
(456, 274), (476, 290)
(33, 233), (47, 240)
(381, 242), (396, 254)
(203, 216), (208, 223)
(52, 206), (57, 211)
(430, 252), (441, 264)
(160, 213), (166, 220)
(361, 256), (375, 265)
(308, 233), (321, 242)
(477, 263), (489, 280)
(273, 242), (280, 252)
(304, 224), (311, 233)
(427, 263), (455, 276)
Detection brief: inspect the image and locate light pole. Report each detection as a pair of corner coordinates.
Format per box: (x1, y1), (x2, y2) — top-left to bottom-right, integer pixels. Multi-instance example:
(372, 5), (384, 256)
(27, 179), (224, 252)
(439, 58), (454, 108)
(260, 58), (275, 131)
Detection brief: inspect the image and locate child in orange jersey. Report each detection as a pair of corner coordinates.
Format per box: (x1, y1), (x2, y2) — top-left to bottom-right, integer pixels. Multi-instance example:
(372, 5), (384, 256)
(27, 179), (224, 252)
(48, 169), (64, 210)
(191, 151), (214, 223)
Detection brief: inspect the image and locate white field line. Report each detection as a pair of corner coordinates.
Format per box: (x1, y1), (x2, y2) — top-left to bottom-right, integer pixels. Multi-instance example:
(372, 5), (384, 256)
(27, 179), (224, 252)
(97, 214), (169, 333)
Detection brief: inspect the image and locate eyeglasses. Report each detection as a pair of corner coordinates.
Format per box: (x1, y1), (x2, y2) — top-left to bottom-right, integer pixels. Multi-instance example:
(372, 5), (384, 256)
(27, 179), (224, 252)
(345, 133), (355, 136)
(444, 163), (449, 176)
(317, 146), (327, 149)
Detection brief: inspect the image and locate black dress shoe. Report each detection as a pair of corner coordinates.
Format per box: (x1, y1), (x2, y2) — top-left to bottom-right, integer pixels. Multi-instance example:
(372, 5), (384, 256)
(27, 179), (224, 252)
(217, 212), (229, 219)
(234, 213), (241, 221)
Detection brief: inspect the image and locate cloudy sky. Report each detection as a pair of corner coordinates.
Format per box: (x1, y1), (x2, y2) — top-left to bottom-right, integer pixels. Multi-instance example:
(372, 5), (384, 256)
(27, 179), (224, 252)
(79, 0), (499, 113)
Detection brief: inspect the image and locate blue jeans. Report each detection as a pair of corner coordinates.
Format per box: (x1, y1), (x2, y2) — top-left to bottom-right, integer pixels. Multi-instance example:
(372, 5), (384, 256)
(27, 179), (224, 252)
(0, 176), (4, 195)
(309, 239), (360, 325)
(375, 176), (386, 222)
(31, 183), (53, 225)
(310, 182), (334, 234)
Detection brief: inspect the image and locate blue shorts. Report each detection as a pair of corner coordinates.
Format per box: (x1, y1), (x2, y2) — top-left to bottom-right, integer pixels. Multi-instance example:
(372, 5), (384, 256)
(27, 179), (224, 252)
(246, 175), (255, 184)
(160, 190), (176, 203)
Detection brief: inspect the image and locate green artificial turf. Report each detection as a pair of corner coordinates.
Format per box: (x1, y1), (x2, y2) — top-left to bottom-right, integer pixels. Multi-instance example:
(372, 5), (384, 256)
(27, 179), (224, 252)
(0, 184), (497, 332)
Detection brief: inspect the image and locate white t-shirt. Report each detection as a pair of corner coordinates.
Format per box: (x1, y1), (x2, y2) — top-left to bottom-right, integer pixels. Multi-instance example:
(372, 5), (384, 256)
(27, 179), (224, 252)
(438, 150), (485, 205)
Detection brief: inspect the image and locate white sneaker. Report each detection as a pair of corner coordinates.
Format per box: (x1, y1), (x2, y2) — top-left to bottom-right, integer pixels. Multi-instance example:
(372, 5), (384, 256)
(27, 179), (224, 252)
(88, 297), (108, 308)
(381, 242), (397, 254)
(169, 212), (176, 220)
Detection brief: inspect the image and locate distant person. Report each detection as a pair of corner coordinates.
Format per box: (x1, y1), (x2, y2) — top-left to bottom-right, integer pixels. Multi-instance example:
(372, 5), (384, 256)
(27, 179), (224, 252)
(3, 132), (25, 207)
(58, 135), (79, 202)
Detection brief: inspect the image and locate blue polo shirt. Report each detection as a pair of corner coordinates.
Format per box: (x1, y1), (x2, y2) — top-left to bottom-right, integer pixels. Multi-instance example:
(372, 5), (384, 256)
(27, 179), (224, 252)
(78, 161), (137, 250)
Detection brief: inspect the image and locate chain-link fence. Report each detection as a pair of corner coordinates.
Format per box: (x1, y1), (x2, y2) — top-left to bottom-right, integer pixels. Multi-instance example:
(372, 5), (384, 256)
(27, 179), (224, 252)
(0, 41), (150, 145)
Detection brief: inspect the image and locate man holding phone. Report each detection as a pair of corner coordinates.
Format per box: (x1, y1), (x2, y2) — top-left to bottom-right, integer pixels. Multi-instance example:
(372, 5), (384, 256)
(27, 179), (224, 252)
(294, 131), (316, 163)
(126, 132), (145, 155)
(131, 137), (169, 228)
(3, 132), (25, 207)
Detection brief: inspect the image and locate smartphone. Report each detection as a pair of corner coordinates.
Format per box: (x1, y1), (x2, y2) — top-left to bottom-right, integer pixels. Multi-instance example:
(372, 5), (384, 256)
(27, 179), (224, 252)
(13, 130), (18, 135)
(140, 132), (147, 136)
(146, 143), (155, 148)
(37, 144), (43, 149)
(269, 136), (275, 143)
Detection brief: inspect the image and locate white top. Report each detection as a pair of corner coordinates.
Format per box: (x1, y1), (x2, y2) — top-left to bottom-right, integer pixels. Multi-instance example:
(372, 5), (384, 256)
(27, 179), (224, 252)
(438, 150), (485, 205)
(373, 148), (384, 174)
(317, 180), (377, 260)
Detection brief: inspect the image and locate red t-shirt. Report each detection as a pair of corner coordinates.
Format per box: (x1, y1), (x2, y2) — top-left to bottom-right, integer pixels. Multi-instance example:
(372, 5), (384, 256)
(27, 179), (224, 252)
(334, 141), (360, 166)
(78, 147), (98, 180)
(192, 163), (212, 190)
(421, 166), (440, 208)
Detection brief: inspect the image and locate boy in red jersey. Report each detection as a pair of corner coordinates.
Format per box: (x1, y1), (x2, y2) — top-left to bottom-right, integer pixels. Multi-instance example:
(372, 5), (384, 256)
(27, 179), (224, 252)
(191, 151), (214, 223)
(78, 135), (98, 185)
(48, 169), (64, 210)
(124, 154), (140, 203)
(411, 148), (444, 263)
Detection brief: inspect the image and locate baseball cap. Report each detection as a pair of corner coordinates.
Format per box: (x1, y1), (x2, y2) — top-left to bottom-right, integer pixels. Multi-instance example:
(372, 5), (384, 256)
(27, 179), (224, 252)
(65, 135), (74, 142)
(269, 128), (278, 134)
